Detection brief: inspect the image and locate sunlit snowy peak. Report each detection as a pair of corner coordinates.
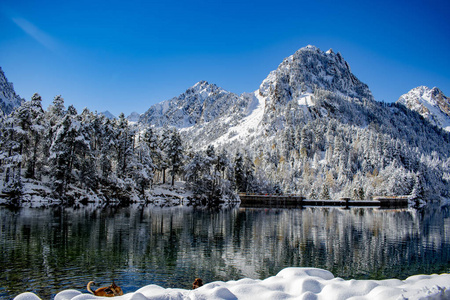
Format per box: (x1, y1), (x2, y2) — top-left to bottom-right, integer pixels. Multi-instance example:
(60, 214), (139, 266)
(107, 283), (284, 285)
(397, 86), (450, 131)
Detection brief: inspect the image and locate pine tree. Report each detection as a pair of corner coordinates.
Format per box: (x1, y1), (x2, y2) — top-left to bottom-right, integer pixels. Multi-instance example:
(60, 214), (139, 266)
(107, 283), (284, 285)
(49, 114), (89, 196)
(48, 95), (65, 122)
(0, 115), (23, 195)
(234, 152), (246, 192)
(159, 128), (171, 184)
(115, 113), (134, 179)
(24, 93), (46, 179)
(184, 152), (207, 199)
(167, 130), (184, 186)
(133, 129), (155, 195)
(321, 185), (330, 200)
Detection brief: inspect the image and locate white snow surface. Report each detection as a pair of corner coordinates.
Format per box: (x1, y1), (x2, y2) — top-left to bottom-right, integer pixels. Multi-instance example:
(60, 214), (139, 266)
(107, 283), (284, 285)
(14, 267), (450, 300)
(298, 92), (315, 107)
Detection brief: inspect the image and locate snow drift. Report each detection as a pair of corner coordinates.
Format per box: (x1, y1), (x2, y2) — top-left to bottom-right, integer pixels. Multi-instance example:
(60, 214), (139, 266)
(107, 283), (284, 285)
(14, 267), (450, 300)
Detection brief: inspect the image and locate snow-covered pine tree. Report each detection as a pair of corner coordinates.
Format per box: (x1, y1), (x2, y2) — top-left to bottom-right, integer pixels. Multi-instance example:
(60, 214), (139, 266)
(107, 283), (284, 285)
(234, 152), (245, 193)
(48, 113), (89, 197)
(47, 95), (65, 123)
(167, 129), (184, 186)
(115, 113), (134, 179)
(184, 152), (207, 200)
(24, 93), (46, 179)
(145, 128), (162, 184)
(133, 129), (155, 196)
(159, 128), (171, 184)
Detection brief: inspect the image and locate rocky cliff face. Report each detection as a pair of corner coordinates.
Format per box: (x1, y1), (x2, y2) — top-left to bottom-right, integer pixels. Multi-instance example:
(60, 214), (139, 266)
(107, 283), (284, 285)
(0, 67), (24, 115)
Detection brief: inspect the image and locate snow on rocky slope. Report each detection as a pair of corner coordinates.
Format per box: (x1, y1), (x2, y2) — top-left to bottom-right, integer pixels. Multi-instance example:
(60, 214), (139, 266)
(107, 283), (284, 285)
(0, 67), (24, 115)
(212, 91), (265, 146)
(259, 45), (374, 113)
(397, 86), (450, 131)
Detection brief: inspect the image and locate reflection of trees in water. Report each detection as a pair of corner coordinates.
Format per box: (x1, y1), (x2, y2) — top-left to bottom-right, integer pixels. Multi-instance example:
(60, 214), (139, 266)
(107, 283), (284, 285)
(248, 207), (450, 280)
(0, 205), (449, 299)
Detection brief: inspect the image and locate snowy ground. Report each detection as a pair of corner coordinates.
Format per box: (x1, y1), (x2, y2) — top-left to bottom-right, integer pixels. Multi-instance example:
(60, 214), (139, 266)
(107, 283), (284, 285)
(0, 180), (193, 207)
(14, 267), (450, 300)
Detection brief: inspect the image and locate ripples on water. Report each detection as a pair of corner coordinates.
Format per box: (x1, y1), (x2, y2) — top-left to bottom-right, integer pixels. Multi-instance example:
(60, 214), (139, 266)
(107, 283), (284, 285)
(0, 205), (449, 299)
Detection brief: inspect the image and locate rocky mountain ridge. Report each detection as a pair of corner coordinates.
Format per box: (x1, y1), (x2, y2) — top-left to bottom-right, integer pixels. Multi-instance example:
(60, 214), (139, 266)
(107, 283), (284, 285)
(140, 45), (376, 131)
(0, 67), (24, 115)
(140, 81), (245, 128)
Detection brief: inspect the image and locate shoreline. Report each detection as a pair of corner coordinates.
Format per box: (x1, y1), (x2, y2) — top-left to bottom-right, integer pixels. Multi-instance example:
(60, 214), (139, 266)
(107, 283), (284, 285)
(13, 267), (450, 300)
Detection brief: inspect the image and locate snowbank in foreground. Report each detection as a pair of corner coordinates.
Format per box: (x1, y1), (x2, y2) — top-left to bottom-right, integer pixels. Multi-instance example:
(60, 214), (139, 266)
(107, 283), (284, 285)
(14, 268), (450, 300)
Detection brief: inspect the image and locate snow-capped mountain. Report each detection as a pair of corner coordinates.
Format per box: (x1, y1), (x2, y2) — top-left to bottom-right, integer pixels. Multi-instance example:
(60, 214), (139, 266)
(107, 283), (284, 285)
(397, 86), (450, 131)
(100, 110), (116, 119)
(255, 45), (378, 136)
(127, 111), (141, 123)
(259, 45), (373, 111)
(0, 67), (24, 115)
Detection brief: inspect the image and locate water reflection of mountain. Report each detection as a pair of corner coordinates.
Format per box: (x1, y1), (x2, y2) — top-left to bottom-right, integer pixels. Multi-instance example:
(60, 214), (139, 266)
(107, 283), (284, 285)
(0, 205), (449, 299)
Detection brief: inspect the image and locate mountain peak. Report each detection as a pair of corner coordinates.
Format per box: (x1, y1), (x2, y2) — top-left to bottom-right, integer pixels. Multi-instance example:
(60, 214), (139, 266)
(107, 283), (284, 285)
(397, 86), (450, 131)
(301, 45), (320, 52)
(127, 111), (140, 123)
(259, 45), (373, 109)
(193, 80), (210, 87)
(100, 110), (116, 119)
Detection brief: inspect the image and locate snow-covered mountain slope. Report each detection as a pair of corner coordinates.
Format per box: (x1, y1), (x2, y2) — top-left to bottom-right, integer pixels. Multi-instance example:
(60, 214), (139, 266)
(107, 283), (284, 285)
(0, 67), (24, 115)
(212, 91), (265, 146)
(397, 86), (450, 131)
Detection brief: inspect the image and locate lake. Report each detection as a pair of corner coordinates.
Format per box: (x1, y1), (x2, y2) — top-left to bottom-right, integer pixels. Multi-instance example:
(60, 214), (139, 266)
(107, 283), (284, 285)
(1, 204), (449, 299)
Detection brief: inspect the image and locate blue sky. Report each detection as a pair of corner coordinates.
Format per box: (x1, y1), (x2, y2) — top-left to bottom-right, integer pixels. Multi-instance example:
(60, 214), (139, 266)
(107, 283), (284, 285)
(1, 0), (449, 117)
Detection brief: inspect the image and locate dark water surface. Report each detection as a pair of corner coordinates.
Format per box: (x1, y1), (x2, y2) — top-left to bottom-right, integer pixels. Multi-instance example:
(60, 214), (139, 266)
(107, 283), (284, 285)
(1, 205), (449, 299)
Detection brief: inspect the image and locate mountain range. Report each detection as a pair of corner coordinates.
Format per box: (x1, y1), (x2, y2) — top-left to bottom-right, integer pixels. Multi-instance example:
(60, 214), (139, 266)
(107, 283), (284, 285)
(1, 45), (450, 201)
(138, 45), (450, 148)
(137, 45), (450, 200)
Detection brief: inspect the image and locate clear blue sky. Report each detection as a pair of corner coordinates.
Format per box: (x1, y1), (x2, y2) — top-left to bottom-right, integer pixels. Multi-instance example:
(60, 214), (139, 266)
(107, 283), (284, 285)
(1, 0), (449, 117)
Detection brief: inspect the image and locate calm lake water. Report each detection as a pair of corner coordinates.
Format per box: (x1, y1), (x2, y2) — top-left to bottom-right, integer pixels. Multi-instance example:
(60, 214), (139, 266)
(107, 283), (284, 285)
(1, 204), (449, 299)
